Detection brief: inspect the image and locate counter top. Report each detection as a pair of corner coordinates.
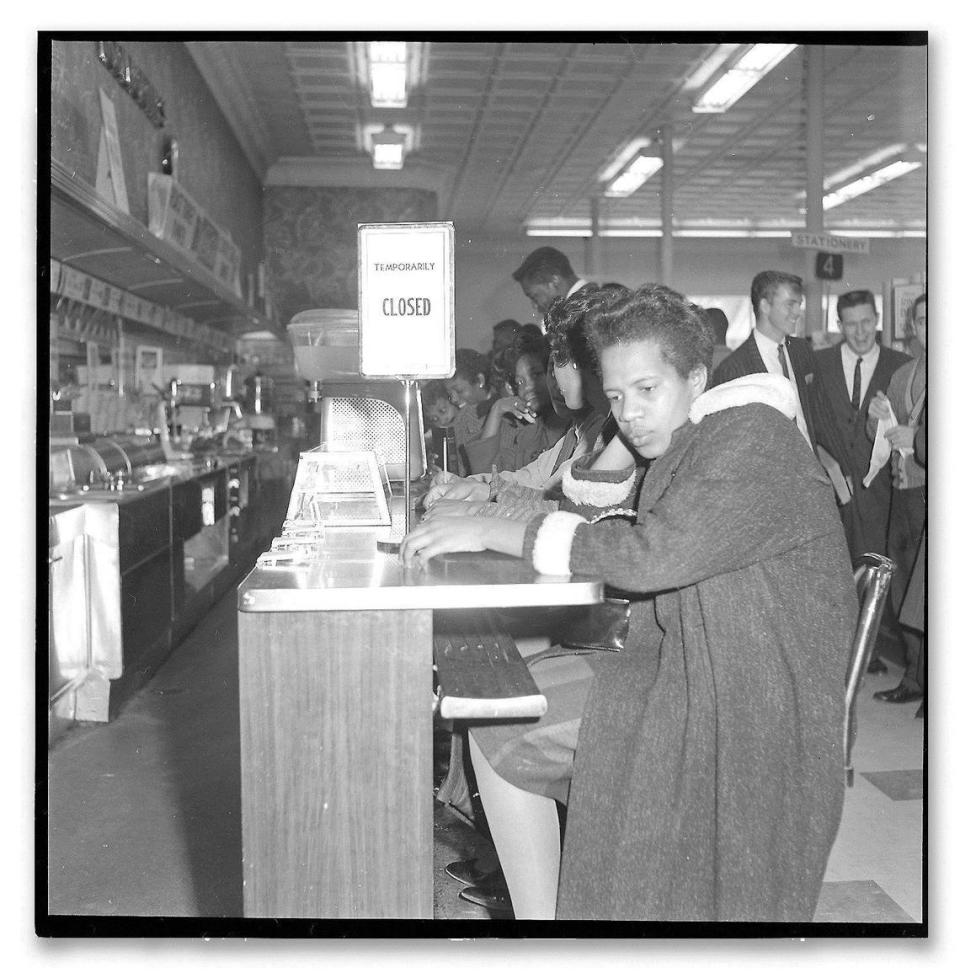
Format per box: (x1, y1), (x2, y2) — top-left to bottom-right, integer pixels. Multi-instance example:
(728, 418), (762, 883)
(237, 523), (603, 613)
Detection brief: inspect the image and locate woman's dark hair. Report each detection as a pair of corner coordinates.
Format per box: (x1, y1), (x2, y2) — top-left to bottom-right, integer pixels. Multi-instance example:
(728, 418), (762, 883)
(543, 282), (603, 369)
(421, 379), (452, 408)
(514, 323), (545, 354)
(585, 283), (713, 380)
(499, 328), (549, 384)
(452, 348), (489, 384)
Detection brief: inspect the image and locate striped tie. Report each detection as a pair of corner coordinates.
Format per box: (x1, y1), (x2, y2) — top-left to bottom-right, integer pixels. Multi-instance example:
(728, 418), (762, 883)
(777, 343), (790, 379)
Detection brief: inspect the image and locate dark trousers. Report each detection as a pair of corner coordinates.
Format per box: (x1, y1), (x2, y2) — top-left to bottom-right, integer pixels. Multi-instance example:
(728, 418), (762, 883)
(888, 487), (926, 693)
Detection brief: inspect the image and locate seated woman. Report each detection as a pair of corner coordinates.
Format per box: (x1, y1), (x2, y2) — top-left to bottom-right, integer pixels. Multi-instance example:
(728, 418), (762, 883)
(461, 334), (570, 476)
(401, 283), (857, 921)
(421, 379), (482, 476)
(445, 348), (499, 423)
(424, 286), (613, 521)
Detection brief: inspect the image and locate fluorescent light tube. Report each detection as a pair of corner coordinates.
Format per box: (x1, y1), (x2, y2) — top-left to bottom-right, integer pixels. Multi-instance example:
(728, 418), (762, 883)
(693, 43), (796, 113)
(823, 159), (922, 210)
(368, 42), (406, 63)
(598, 137), (651, 184)
(372, 142), (404, 169)
(368, 41), (408, 107)
(823, 143), (907, 191)
(604, 156), (663, 197)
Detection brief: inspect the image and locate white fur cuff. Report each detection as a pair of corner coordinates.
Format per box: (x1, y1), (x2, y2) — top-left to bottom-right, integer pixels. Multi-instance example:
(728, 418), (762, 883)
(561, 465), (637, 508)
(690, 373), (797, 424)
(531, 511), (586, 576)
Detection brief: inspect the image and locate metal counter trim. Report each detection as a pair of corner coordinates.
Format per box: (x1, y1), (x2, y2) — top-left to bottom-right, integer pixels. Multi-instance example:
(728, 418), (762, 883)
(238, 576), (603, 612)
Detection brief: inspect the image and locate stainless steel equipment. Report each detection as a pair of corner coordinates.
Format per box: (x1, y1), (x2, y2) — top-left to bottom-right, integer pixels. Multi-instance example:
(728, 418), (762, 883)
(316, 381), (426, 482)
(49, 435), (168, 497)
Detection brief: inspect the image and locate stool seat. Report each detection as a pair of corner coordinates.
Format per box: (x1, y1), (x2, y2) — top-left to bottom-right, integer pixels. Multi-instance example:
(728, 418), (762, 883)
(434, 613), (547, 720)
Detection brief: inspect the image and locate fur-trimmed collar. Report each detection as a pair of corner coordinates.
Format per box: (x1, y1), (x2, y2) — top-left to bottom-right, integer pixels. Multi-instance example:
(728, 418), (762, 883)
(689, 374), (797, 425)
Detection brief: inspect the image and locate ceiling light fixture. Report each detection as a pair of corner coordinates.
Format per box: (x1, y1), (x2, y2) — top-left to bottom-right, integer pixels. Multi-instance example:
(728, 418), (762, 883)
(364, 41), (424, 109)
(692, 43), (796, 113)
(604, 155), (663, 198)
(598, 136), (652, 184)
(367, 41), (409, 107)
(682, 44), (740, 92)
(524, 216), (924, 239)
(369, 125), (407, 170)
(822, 143), (909, 192)
(822, 158), (923, 210)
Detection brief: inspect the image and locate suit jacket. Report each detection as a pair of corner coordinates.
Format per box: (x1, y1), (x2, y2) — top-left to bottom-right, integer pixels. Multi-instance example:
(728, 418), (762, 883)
(813, 343), (912, 559)
(710, 332), (820, 442)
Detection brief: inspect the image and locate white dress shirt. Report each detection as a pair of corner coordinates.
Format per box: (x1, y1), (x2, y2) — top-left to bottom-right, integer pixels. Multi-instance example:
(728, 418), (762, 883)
(752, 329), (812, 447)
(840, 340), (880, 404)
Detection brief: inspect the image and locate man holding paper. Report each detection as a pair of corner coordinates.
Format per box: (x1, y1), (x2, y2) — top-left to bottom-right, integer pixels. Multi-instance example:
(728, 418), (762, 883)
(813, 290), (911, 563)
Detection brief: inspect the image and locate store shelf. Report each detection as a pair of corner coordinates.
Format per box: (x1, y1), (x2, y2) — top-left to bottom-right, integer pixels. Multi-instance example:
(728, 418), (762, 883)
(49, 159), (279, 337)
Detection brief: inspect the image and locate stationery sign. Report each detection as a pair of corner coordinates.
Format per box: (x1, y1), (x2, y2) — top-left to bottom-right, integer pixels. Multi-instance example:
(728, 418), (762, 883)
(358, 222), (455, 379)
(791, 231), (869, 255)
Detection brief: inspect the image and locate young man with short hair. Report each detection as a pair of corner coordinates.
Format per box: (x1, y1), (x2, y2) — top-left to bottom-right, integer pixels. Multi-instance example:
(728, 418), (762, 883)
(512, 246), (589, 318)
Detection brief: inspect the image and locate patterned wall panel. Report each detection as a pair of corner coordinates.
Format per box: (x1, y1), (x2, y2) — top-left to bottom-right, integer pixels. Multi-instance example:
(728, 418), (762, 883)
(263, 186), (437, 326)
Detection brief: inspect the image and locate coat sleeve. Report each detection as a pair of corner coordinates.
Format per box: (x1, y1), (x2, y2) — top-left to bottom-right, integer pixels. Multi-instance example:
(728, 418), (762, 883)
(525, 406), (838, 591)
(809, 351), (849, 470)
(914, 405), (926, 467)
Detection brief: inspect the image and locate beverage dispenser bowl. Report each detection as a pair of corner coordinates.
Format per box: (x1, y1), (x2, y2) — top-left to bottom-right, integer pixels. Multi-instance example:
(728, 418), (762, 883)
(287, 309), (360, 384)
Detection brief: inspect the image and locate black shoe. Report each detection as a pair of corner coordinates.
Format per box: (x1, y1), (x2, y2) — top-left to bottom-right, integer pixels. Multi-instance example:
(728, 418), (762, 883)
(445, 858), (501, 887)
(873, 684), (923, 703)
(915, 701), (925, 718)
(866, 658), (888, 675)
(459, 882), (513, 915)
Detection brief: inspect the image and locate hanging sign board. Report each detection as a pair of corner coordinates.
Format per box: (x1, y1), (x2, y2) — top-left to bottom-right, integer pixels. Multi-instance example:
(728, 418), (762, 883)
(791, 231), (869, 255)
(358, 222), (455, 379)
(814, 251), (844, 280)
(96, 88), (130, 213)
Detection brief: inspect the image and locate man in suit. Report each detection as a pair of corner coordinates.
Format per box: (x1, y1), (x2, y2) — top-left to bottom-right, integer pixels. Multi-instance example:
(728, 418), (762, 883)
(710, 270), (819, 450)
(814, 289), (911, 673)
(814, 289), (911, 561)
(512, 246), (589, 319)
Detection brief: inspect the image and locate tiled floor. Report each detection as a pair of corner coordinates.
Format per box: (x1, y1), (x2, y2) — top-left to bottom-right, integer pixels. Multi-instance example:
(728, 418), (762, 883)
(44, 582), (924, 926)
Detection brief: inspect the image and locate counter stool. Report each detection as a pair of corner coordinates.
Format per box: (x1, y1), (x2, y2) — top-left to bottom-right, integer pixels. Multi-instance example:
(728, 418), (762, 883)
(845, 553), (895, 787)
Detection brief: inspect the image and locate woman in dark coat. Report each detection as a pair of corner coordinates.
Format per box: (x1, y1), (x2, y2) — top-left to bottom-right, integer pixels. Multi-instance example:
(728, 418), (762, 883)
(401, 284), (857, 921)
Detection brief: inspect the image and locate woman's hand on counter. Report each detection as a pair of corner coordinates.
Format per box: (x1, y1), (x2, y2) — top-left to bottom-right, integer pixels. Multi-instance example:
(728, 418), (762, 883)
(424, 478), (491, 509)
(421, 499), (488, 520)
(400, 515), (526, 566)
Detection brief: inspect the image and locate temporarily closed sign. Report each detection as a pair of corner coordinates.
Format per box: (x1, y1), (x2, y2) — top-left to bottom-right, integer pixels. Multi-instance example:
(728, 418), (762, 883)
(358, 222), (456, 379)
(790, 231), (870, 255)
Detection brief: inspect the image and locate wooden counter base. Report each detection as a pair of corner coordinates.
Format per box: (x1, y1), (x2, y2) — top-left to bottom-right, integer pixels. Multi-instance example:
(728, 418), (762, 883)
(239, 608), (433, 919)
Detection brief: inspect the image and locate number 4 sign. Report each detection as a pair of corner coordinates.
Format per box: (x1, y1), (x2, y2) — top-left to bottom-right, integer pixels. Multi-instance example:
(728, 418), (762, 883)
(815, 251), (844, 281)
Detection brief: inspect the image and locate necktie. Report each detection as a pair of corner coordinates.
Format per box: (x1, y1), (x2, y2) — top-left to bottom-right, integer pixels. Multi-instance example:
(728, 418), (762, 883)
(777, 343), (790, 379)
(851, 357), (862, 410)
